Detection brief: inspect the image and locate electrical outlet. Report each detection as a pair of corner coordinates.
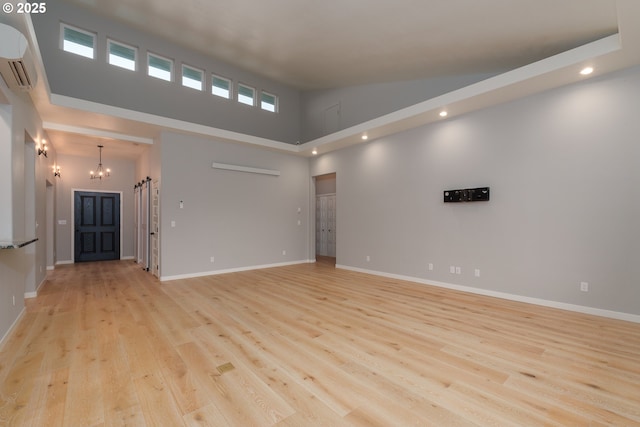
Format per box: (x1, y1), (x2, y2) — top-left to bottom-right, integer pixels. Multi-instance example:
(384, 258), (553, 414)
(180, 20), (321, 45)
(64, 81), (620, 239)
(366, 256), (371, 262)
(282, 250), (287, 256)
(450, 266), (455, 274)
(455, 266), (461, 275)
(210, 256), (215, 263)
(580, 282), (589, 292)
(428, 263), (434, 271)
(474, 269), (480, 277)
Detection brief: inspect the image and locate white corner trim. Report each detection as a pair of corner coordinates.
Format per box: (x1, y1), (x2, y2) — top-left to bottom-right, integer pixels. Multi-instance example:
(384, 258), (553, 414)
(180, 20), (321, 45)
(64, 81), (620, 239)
(336, 264), (640, 324)
(300, 34), (622, 156)
(25, 275), (46, 299)
(56, 260), (74, 265)
(43, 122), (154, 145)
(160, 260), (311, 282)
(0, 307), (26, 351)
(48, 94), (299, 153)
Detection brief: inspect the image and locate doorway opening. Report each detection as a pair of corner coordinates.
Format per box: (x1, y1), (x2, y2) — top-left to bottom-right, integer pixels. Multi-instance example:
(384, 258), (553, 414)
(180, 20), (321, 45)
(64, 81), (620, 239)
(314, 173), (336, 266)
(46, 180), (54, 269)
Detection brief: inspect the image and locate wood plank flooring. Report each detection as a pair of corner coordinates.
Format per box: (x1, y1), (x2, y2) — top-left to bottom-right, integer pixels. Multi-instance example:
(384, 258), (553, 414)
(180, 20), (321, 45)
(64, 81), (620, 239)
(1, 260), (639, 426)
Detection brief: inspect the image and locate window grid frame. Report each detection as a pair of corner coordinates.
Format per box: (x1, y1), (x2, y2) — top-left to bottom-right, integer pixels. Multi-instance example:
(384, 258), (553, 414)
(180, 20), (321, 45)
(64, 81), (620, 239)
(58, 22), (281, 114)
(212, 74), (232, 99)
(60, 23), (96, 60)
(107, 38), (137, 71)
(181, 63), (204, 91)
(260, 90), (278, 113)
(237, 83), (256, 107)
(147, 52), (174, 82)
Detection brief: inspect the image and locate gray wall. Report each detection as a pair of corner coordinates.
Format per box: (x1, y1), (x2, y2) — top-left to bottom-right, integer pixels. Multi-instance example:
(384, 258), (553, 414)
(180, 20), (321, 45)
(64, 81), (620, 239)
(310, 65), (640, 316)
(0, 103), (12, 238)
(158, 132), (310, 279)
(315, 173), (336, 195)
(300, 73), (498, 142)
(31, 2), (301, 144)
(54, 153), (136, 263)
(0, 11), (55, 342)
(2, 85), (53, 293)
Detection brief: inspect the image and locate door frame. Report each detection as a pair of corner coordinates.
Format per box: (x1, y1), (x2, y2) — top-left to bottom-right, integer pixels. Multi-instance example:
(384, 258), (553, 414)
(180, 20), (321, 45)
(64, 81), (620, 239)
(71, 188), (124, 264)
(151, 178), (160, 278)
(311, 172), (337, 261)
(315, 193), (337, 257)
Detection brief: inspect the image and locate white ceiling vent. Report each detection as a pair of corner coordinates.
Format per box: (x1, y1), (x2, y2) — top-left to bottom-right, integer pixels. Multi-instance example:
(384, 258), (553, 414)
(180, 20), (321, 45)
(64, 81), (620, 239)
(0, 23), (37, 91)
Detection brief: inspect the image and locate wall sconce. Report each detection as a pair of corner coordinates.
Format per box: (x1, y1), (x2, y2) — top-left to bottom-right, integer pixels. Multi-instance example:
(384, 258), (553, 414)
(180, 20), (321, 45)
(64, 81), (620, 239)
(38, 140), (48, 157)
(53, 165), (61, 178)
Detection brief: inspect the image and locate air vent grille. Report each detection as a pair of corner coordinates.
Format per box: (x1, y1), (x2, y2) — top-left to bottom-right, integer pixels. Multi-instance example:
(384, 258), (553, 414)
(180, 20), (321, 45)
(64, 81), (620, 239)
(7, 60), (33, 89)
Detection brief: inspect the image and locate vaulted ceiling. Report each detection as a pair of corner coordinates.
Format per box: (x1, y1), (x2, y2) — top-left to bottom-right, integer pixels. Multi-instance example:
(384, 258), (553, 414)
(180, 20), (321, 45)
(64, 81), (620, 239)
(64, 0), (618, 90)
(5, 0), (640, 159)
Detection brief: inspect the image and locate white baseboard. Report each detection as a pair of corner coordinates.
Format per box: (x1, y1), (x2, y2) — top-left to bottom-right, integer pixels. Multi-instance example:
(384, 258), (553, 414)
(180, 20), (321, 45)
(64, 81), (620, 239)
(25, 275), (48, 299)
(46, 265), (55, 271)
(161, 259), (313, 282)
(0, 307), (25, 351)
(57, 258), (135, 264)
(336, 264), (640, 324)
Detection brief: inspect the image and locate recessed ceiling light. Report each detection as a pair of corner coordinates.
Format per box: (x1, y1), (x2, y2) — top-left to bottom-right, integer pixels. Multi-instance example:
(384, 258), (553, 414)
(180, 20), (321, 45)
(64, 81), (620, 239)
(439, 111), (448, 117)
(361, 134), (368, 140)
(312, 149), (317, 155)
(580, 67), (594, 76)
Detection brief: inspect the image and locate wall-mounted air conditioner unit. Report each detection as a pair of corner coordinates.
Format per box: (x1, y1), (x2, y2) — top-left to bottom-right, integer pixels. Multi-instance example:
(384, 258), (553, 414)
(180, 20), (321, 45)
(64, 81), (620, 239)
(0, 23), (38, 91)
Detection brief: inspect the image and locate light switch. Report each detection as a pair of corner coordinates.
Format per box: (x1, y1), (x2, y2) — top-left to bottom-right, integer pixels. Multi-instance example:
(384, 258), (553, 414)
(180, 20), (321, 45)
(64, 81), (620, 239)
(171, 220), (176, 228)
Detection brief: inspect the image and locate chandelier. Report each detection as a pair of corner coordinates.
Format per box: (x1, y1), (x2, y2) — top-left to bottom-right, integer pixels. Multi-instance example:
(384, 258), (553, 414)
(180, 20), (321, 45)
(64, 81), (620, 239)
(90, 145), (111, 180)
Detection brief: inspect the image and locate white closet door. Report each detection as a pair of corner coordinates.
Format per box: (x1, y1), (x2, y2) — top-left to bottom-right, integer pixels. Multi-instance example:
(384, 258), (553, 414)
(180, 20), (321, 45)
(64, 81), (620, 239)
(151, 180), (160, 278)
(326, 195), (336, 257)
(316, 194), (336, 257)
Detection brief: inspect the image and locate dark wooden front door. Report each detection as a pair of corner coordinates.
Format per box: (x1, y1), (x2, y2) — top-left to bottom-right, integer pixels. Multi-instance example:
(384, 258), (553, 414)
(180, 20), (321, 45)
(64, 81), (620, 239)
(74, 191), (120, 262)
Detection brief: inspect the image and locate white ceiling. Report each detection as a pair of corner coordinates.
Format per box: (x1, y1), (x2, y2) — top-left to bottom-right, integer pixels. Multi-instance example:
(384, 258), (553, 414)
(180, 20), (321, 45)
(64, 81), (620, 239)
(9, 0), (640, 160)
(65, 0), (618, 90)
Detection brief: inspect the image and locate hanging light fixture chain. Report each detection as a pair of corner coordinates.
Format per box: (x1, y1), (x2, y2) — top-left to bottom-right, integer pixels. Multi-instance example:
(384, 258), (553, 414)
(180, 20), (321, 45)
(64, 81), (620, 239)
(90, 144), (111, 180)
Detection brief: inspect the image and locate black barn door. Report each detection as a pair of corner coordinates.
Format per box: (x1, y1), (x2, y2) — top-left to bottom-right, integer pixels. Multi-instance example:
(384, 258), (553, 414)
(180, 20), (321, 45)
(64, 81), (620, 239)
(74, 191), (121, 262)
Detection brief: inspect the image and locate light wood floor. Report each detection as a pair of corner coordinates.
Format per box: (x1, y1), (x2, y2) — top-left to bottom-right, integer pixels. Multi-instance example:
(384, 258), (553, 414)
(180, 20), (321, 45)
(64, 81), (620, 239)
(1, 260), (639, 426)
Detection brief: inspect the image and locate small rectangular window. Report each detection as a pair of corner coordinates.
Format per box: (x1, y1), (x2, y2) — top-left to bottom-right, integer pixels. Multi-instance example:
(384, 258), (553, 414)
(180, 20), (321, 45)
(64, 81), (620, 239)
(61, 24), (95, 59)
(238, 83), (255, 106)
(261, 91), (278, 112)
(212, 75), (231, 99)
(148, 53), (173, 82)
(182, 64), (203, 91)
(108, 39), (136, 71)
